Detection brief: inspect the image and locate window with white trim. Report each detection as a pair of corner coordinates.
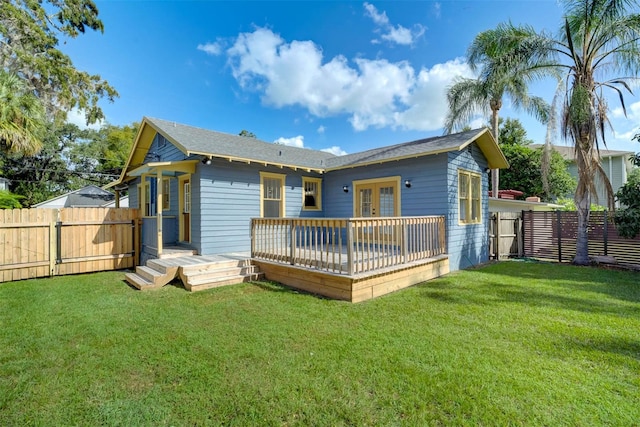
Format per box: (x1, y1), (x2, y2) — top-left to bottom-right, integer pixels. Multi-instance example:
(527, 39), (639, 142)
(459, 169), (481, 224)
(302, 177), (322, 210)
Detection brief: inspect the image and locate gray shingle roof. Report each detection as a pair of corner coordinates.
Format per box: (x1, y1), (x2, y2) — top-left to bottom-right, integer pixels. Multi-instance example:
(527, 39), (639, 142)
(147, 117), (336, 170)
(148, 118), (493, 171)
(325, 128), (489, 169)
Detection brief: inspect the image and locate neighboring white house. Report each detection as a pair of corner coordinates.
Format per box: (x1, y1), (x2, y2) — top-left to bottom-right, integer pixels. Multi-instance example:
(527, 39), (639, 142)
(101, 195), (129, 208)
(0, 177), (9, 191)
(33, 185), (118, 208)
(533, 144), (635, 207)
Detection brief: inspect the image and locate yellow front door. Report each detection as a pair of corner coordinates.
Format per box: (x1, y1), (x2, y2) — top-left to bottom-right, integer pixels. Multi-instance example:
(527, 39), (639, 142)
(355, 180), (398, 218)
(354, 178), (400, 244)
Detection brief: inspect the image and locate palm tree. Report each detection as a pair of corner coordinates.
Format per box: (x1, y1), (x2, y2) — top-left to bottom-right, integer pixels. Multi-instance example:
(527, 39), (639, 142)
(444, 50), (549, 198)
(0, 71), (45, 155)
(475, 0), (640, 264)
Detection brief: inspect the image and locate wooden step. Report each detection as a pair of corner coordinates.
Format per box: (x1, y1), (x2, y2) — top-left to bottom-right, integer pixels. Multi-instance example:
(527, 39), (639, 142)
(125, 272), (157, 290)
(184, 272), (265, 292)
(182, 265), (260, 282)
(146, 259), (180, 278)
(136, 265), (165, 285)
(180, 259), (254, 275)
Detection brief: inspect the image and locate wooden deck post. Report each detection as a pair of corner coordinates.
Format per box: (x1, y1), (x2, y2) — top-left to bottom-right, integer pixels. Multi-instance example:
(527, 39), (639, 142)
(347, 219), (354, 275)
(289, 219), (295, 265)
(156, 169), (163, 257)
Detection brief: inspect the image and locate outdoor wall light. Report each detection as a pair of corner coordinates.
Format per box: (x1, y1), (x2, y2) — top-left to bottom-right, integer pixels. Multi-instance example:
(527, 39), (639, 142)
(483, 167), (491, 173)
(404, 179), (411, 188)
(202, 157), (212, 165)
(343, 185), (349, 193)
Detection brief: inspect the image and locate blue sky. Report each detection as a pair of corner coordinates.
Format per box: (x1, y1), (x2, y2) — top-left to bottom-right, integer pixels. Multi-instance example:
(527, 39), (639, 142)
(62, 0), (640, 155)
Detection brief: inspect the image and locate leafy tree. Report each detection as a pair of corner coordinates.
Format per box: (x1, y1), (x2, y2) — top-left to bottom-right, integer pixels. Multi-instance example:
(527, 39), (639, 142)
(0, 70), (45, 154)
(0, 122), (92, 205)
(0, 120), (136, 206)
(498, 118), (575, 201)
(613, 139), (640, 238)
(475, 0), (640, 264)
(0, 190), (23, 209)
(239, 130), (256, 138)
(70, 122), (138, 182)
(0, 0), (118, 124)
(444, 35), (549, 195)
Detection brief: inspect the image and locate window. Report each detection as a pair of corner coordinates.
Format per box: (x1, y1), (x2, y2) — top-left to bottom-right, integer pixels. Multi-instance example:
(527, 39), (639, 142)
(260, 172), (285, 217)
(459, 170), (481, 224)
(162, 178), (170, 210)
(302, 177), (322, 210)
(140, 178), (156, 217)
(183, 181), (191, 213)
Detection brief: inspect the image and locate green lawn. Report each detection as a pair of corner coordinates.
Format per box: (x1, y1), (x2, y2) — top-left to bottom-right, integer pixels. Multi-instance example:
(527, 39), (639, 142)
(1, 261), (638, 426)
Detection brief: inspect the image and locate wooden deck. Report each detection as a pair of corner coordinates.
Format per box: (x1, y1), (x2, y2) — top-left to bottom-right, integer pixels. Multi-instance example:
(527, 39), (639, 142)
(250, 216), (450, 302)
(254, 254), (449, 302)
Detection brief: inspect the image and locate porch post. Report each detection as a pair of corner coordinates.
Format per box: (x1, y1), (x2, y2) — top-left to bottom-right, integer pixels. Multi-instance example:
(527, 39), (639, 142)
(114, 189), (120, 208)
(156, 169), (163, 257)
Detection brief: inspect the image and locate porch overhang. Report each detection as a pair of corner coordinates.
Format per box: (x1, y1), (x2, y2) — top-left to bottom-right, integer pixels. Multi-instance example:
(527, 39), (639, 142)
(126, 160), (198, 178)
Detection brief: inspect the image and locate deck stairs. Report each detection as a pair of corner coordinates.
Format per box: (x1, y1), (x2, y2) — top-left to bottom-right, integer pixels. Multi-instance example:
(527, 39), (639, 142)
(125, 254), (262, 292)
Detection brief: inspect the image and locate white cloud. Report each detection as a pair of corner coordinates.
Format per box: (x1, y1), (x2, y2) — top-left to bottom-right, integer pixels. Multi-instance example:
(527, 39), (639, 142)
(224, 28), (473, 132)
(363, 3), (424, 46)
(274, 135), (304, 148)
(364, 2), (389, 26)
(321, 146), (348, 156)
(197, 41), (223, 56)
(381, 26), (414, 45)
(433, 2), (441, 19)
(317, 125), (325, 134)
(66, 108), (103, 130)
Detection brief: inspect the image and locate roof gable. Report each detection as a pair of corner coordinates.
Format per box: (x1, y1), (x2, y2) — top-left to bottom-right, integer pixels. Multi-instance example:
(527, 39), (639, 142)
(325, 128), (508, 170)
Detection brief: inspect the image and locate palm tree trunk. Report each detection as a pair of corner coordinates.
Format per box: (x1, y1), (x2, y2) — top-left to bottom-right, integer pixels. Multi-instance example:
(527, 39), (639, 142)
(574, 190), (591, 265)
(490, 107), (500, 197)
(573, 133), (594, 266)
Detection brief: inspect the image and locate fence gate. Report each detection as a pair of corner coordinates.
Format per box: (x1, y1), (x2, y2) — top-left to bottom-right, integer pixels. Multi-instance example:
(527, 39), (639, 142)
(490, 212), (523, 260)
(0, 208), (140, 283)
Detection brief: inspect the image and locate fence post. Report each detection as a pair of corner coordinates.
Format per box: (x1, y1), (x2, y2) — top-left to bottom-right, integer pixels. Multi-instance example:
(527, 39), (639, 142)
(496, 212), (501, 260)
(55, 219), (63, 265)
(49, 217), (57, 276)
(556, 209), (562, 263)
(517, 213), (524, 257)
(603, 210), (608, 256)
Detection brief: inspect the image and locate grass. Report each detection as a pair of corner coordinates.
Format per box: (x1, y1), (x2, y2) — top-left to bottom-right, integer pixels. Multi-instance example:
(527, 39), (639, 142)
(0, 261), (639, 426)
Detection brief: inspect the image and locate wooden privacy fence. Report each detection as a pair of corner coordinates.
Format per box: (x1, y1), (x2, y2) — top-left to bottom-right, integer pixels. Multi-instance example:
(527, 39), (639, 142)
(251, 216), (446, 275)
(0, 208), (140, 283)
(522, 210), (640, 265)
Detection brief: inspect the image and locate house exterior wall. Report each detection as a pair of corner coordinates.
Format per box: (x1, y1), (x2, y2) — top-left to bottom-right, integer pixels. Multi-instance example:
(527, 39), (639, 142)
(322, 154), (449, 218)
(446, 144), (490, 271)
(194, 158), (324, 255)
(567, 154), (633, 208)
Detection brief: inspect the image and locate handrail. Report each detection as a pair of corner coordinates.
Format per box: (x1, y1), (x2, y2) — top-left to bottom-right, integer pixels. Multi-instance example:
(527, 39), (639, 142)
(251, 216), (446, 275)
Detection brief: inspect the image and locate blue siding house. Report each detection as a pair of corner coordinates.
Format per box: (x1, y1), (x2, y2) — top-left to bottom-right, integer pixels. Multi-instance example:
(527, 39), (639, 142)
(110, 117), (508, 298)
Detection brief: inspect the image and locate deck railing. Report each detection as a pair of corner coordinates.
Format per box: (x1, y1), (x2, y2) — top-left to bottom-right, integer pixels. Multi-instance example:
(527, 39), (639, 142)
(251, 216), (446, 275)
